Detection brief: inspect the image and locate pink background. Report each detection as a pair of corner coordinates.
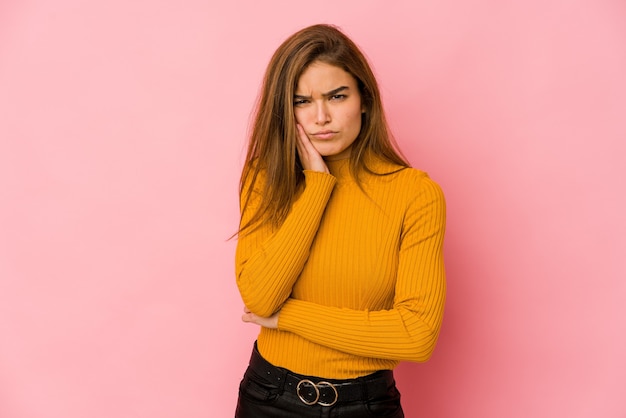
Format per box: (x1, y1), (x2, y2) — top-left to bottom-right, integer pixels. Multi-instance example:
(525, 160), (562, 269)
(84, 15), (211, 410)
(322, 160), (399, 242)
(1, 1), (625, 417)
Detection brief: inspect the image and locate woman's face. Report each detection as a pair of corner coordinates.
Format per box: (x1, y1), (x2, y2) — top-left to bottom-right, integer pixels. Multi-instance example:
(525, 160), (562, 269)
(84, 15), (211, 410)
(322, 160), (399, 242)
(294, 61), (364, 160)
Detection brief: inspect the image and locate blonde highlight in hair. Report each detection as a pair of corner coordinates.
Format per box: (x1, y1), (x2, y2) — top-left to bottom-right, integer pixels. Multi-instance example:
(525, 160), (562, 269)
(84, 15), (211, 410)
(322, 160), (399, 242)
(239, 24), (408, 234)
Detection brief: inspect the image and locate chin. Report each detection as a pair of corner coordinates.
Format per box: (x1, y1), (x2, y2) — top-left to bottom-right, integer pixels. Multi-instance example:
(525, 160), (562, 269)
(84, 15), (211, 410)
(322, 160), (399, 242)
(315, 145), (346, 157)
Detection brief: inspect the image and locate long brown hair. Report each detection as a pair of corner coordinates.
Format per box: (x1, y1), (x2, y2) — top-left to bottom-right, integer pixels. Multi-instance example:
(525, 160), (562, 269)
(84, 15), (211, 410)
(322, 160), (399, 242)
(239, 24), (408, 233)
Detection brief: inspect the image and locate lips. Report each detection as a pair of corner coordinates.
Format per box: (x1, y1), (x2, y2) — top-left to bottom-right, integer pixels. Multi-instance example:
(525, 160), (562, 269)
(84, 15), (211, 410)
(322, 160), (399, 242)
(311, 130), (337, 140)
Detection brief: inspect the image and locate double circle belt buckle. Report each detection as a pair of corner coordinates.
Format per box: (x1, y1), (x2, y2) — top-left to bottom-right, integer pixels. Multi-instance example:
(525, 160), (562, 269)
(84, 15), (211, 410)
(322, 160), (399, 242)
(296, 379), (338, 406)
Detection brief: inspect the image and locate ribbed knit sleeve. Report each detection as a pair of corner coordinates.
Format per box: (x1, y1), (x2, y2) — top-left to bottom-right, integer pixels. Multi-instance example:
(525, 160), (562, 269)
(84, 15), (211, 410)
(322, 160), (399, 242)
(235, 170), (337, 317)
(278, 176), (446, 362)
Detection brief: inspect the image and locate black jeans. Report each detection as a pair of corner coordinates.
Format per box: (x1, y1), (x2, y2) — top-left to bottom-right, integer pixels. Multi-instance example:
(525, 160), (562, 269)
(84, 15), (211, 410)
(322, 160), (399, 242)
(235, 343), (404, 418)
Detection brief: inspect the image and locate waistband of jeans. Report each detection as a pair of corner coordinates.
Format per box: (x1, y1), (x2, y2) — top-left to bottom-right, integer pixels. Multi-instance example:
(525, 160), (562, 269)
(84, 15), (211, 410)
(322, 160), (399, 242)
(248, 342), (395, 406)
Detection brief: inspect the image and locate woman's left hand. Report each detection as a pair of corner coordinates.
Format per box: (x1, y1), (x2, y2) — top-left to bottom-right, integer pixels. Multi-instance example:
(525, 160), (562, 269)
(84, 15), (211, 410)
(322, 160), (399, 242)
(242, 306), (279, 329)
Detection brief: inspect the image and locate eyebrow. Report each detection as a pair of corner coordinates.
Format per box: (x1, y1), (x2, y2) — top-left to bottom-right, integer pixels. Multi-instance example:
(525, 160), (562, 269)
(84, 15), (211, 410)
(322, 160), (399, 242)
(294, 86), (350, 100)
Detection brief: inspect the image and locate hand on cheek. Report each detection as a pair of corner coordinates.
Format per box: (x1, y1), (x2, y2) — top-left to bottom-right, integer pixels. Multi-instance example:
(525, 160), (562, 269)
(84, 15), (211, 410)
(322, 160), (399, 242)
(295, 124), (329, 174)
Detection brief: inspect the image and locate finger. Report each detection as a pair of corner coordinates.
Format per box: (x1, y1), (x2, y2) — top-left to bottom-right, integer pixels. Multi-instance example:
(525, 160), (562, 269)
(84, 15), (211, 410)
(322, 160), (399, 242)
(296, 123), (307, 142)
(296, 124), (315, 153)
(296, 125), (329, 173)
(295, 125), (308, 159)
(296, 124), (321, 171)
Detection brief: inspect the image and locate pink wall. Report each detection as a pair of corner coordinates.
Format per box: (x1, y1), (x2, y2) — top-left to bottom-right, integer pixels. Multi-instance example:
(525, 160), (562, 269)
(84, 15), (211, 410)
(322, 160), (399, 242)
(1, 1), (624, 417)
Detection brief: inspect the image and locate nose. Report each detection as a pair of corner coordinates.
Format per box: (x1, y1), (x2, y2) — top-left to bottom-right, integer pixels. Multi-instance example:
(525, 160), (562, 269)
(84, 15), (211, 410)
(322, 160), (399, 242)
(315, 102), (330, 125)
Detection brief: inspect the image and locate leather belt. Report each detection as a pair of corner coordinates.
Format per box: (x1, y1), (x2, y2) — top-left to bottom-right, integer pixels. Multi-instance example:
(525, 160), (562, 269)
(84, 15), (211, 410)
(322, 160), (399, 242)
(248, 343), (395, 406)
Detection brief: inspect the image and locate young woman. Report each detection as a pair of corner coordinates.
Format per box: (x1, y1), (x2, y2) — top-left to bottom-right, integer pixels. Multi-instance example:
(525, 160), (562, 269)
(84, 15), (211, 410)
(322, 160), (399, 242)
(234, 24), (446, 417)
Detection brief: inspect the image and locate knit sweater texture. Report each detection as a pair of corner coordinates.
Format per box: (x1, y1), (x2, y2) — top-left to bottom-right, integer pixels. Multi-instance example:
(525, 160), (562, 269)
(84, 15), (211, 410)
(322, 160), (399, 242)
(236, 156), (446, 379)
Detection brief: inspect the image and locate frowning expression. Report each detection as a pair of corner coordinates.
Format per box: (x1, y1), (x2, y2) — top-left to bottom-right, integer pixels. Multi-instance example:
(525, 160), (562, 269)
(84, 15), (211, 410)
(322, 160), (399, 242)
(294, 61), (364, 160)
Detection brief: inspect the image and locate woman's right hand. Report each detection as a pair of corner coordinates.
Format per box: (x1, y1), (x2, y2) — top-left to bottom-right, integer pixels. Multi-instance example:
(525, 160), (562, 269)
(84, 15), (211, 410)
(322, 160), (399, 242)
(295, 124), (329, 174)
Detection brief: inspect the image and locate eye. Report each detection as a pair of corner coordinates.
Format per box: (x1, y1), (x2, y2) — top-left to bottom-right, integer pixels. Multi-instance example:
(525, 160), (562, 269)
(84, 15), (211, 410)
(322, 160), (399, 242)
(293, 98), (309, 106)
(330, 94), (347, 101)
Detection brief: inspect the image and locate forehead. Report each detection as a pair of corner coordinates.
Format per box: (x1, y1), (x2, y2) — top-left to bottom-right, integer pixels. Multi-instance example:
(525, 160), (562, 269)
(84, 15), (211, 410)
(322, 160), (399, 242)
(296, 62), (357, 92)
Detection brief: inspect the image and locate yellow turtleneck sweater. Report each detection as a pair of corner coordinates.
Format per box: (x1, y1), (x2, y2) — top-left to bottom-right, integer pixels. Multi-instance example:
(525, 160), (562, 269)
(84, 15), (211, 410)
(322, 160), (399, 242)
(236, 157), (446, 379)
